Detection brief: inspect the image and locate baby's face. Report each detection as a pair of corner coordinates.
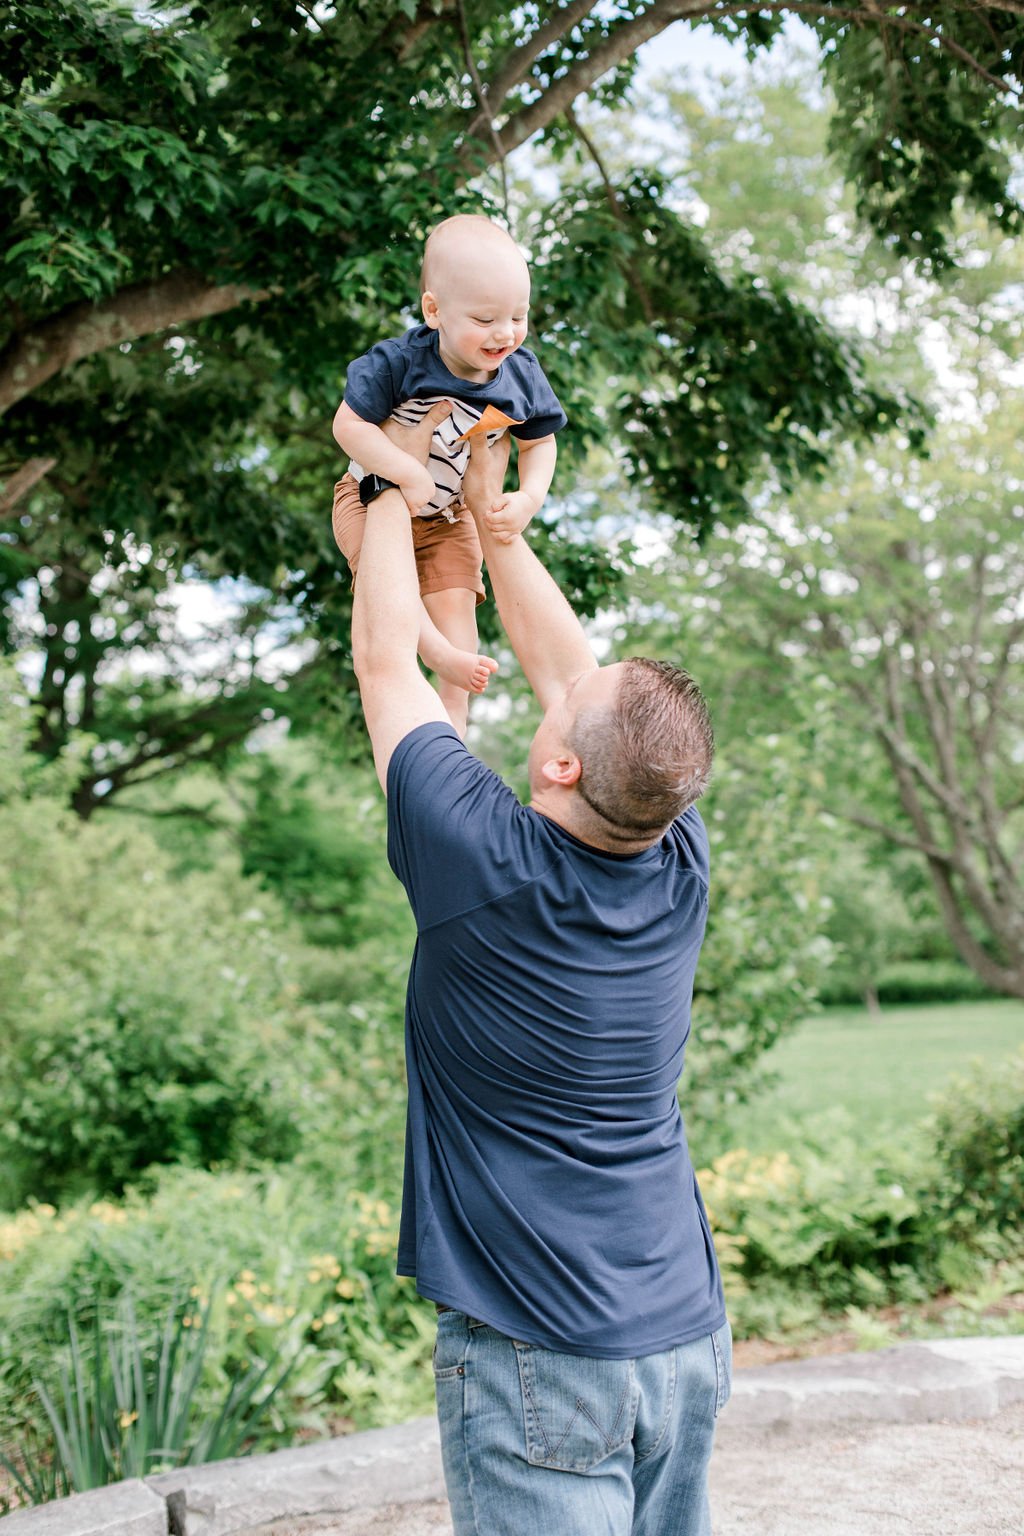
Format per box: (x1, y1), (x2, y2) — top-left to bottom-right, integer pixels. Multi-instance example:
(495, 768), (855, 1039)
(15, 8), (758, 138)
(423, 249), (530, 382)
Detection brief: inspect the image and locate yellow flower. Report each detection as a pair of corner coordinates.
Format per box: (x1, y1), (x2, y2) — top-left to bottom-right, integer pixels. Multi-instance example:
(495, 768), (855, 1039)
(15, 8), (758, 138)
(225, 1290), (237, 1307)
(89, 1201), (128, 1226)
(321, 1309), (339, 1326)
(311, 1318), (323, 1332)
(118, 1410), (139, 1430)
(336, 1278), (357, 1299)
(307, 1269), (322, 1284)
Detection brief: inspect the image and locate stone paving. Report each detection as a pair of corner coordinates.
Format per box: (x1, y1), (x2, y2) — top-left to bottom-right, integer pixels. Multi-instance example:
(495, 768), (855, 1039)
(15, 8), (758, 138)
(3, 1337), (1022, 1536)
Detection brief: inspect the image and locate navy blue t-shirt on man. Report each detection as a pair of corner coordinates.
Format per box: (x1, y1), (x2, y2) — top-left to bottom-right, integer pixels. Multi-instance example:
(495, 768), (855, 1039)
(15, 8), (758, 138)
(387, 722), (726, 1360)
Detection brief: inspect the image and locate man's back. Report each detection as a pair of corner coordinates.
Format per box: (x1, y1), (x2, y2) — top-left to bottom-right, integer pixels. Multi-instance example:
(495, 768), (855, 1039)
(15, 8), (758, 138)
(388, 722), (725, 1358)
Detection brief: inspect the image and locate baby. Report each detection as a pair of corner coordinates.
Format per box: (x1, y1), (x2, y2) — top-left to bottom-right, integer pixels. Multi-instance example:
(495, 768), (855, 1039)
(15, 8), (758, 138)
(332, 214), (566, 734)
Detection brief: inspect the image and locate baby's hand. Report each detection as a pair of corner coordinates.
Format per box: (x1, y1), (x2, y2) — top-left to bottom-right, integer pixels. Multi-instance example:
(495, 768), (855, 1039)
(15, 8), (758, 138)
(484, 491), (537, 545)
(399, 461), (438, 516)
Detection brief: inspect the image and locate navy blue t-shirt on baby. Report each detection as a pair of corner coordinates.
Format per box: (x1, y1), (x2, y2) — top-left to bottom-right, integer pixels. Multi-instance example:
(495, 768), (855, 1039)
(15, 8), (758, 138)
(344, 324), (567, 518)
(386, 721), (725, 1360)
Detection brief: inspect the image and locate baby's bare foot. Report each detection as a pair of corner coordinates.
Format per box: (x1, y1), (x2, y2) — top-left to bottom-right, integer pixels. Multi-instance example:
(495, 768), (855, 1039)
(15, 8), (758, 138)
(432, 647), (499, 694)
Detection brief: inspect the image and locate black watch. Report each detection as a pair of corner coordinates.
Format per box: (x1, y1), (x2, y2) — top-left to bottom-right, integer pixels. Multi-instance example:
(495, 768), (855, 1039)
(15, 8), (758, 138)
(358, 473), (399, 507)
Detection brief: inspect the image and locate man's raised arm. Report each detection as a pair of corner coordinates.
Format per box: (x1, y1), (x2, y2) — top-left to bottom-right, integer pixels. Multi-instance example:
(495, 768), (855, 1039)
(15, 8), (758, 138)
(351, 406), (452, 790)
(462, 434), (597, 713)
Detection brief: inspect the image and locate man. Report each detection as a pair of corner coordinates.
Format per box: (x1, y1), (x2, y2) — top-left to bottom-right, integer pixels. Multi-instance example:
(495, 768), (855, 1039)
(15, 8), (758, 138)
(350, 404), (730, 1536)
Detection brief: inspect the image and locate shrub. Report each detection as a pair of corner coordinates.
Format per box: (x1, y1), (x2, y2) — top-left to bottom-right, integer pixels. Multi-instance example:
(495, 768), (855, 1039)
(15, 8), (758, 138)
(697, 1120), (936, 1335)
(0, 674), (338, 1208)
(819, 960), (997, 1008)
(0, 1165), (436, 1474)
(927, 1049), (1024, 1240)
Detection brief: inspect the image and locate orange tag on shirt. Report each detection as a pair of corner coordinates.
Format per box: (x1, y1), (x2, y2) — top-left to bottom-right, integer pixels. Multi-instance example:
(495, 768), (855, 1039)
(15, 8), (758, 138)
(454, 405), (523, 441)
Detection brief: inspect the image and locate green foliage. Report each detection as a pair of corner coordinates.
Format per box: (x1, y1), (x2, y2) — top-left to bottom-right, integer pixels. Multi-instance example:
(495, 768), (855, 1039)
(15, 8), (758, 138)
(238, 757), (384, 948)
(0, 1166), (436, 1486)
(819, 960), (998, 1010)
(928, 1051), (1024, 1241)
(0, 667), (330, 1206)
(683, 742), (834, 1129)
(819, 6), (1024, 266)
(699, 1124), (931, 1335)
(2, 1292), (293, 1503)
(531, 166), (919, 535)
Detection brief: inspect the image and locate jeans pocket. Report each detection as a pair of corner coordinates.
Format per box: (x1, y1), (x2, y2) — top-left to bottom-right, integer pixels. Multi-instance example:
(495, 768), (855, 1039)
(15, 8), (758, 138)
(515, 1344), (637, 1472)
(711, 1320), (733, 1418)
(433, 1310), (468, 1381)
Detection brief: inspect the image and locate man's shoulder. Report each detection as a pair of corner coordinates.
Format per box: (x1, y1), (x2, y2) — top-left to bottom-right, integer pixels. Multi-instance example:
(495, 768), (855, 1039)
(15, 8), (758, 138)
(387, 722), (514, 822)
(667, 803), (710, 884)
(385, 724), (552, 923)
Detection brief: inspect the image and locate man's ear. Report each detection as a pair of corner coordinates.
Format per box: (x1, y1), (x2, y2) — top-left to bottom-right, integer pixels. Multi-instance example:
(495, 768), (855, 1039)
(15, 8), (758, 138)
(540, 752), (582, 789)
(422, 290), (440, 329)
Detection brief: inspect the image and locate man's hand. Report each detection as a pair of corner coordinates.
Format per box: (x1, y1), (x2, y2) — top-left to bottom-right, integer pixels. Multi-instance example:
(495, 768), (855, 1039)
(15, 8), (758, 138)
(380, 402), (453, 514)
(462, 430), (512, 524)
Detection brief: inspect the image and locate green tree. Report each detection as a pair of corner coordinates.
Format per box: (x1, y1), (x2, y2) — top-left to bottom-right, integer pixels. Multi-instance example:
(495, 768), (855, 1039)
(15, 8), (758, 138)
(6, 0), (1020, 530)
(636, 406), (1024, 999)
(614, 55), (1024, 998)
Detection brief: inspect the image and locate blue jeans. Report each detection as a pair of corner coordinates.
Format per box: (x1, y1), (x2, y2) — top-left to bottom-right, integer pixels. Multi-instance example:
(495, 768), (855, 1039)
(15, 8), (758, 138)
(433, 1311), (732, 1536)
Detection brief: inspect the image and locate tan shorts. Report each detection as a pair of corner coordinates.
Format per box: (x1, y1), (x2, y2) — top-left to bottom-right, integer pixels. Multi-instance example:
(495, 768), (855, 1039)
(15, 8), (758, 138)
(331, 474), (485, 605)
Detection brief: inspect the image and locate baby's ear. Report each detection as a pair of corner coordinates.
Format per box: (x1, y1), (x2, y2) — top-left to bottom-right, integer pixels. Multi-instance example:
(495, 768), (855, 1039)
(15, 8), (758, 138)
(421, 290), (440, 329)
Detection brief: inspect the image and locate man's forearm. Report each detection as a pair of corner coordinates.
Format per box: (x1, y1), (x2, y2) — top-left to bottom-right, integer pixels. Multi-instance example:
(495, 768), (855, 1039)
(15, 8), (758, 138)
(351, 489), (421, 677)
(335, 411), (428, 487)
(471, 513), (596, 711)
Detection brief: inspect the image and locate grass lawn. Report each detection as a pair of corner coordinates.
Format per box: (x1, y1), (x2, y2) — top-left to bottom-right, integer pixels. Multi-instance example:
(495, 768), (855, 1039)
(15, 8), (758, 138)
(715, 997), (1024, 1153)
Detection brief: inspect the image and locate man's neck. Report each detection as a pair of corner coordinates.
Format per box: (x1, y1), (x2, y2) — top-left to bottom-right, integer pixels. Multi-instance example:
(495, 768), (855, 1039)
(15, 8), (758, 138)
(529, 797), (660, 857)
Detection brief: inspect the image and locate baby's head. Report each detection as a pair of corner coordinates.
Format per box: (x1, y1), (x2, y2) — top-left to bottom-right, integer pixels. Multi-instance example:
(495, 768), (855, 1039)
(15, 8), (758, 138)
(421, 215), (531, 382)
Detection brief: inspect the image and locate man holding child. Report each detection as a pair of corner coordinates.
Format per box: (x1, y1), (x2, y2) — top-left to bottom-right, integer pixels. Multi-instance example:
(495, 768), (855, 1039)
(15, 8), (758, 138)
(343, 218), (729, 1536)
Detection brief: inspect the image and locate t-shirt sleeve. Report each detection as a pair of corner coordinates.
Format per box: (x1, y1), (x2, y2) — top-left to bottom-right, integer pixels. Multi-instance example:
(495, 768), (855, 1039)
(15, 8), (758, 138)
(343, 340), (408, 424)
(387, 721), (534, 929)
(511, 356), (568, 441)
(670, 804), (711, 889)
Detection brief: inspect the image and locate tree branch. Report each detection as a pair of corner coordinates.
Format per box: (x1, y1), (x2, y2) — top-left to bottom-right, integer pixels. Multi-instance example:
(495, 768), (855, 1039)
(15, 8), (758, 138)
(465, 0), (711, 164)
(468, 0), (598, 135)
(565, 103), (656, 324)
(455, 0), (511, 222)
(464, 0), (1023, 169)
(843, 807), (954, 864)
(0, 456), (57, 514)
(0, 271), (270, 419)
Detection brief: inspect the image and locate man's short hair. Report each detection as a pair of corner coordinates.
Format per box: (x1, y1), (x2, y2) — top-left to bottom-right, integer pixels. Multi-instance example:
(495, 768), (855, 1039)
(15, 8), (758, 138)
(569, 658), (714, 836)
